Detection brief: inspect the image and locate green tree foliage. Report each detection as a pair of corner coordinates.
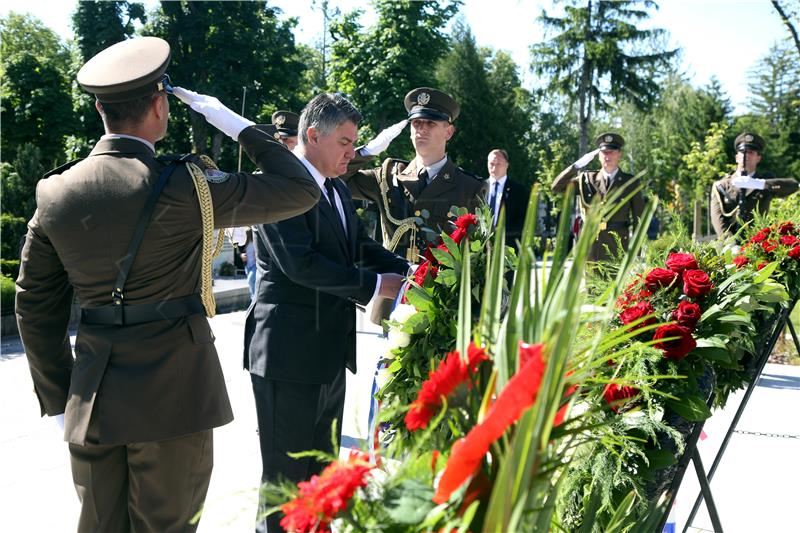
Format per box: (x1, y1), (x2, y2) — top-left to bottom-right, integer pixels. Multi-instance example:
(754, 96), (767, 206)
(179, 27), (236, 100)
(70, 1), (147, 154)
(145, 1), (306, 169)
(531, 0), (677, 153)
(1, 13), (74, 174)
(328, 0), (459, 157)
(741, 41), (800, 179)
(681, 121), (730, 200)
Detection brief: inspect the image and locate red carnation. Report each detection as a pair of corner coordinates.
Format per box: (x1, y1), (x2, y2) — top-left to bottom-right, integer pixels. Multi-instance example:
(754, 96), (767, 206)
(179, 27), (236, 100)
(644, 267), (678, 290)
(778, 221), (795, 235)
(405, 343), (489, 431)
(757, 262), (768, 270)
(603, 383), (640, 413)
(653, 324), (696, 360)
(280, 450), (374, 533)
(665, 253), (698, 274)
(761, 240), (778, 253)
(780, 235), (798, 246)
(433, 343), (547, 504)
(750, 231), (768, 243)
(414, 260), (438, 286)
(454, 213), (478, 232)
(789, 246), (800, 260)
(672, 301), (701, 330)
(619, 301), (656, 326)
(732, 255), (749, 268)
(683, 269), (713, 298)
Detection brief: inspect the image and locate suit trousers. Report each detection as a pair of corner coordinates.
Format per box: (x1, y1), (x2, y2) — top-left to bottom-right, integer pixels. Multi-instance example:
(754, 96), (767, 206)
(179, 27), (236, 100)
(68, 416), (213, 533)
(251, 366), (347, 533)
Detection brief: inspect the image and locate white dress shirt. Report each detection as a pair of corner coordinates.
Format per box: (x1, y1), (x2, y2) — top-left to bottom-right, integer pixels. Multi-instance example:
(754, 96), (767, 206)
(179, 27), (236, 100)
(101, 133), (155, 153)
(293, 151), (384, 302)
(414, 155), (448, 183)
(487, 175), (507, 225)
(599, 167), (619, 189)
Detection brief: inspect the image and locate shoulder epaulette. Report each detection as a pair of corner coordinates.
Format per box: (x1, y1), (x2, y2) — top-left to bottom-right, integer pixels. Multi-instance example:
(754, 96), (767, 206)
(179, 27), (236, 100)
(43, 158), (84, 179)
(457, 166), (482, 181)
(156, 153), (197, 165)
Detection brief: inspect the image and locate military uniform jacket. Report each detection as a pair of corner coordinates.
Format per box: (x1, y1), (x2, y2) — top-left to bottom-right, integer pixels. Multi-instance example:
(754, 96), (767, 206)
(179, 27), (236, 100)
(552, 165), (645, 262)
(710, 173), (798, 238)
(341, 153), (485, 255)
(15, 126), (320, 446)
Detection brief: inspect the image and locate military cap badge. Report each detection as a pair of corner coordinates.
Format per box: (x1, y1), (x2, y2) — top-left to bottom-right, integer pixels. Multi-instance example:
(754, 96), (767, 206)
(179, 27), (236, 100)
(745, 134), (754, 142)
(417, 92), (431, 105)
(604, 135), (613, 143)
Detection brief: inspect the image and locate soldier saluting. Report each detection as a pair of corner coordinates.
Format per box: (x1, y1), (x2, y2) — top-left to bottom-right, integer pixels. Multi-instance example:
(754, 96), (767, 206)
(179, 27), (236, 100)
(552, 132), (645, 262)
(15, 37), (319, 532)
(710, 132), (798, 238)
(341, 87), (485, 261)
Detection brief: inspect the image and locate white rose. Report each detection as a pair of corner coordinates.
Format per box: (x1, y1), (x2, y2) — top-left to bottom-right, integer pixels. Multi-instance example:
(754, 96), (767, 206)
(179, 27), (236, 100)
(389, 303), (417, 324)
(376, 367), (393, 389)
(387, 329), (411, 349)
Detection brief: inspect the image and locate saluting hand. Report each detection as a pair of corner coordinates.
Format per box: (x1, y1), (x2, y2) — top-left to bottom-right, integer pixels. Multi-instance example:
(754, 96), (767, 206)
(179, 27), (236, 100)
(172, 87), (254, 141)
(574, 149), (600, 170)
(361, 119), (408, 156)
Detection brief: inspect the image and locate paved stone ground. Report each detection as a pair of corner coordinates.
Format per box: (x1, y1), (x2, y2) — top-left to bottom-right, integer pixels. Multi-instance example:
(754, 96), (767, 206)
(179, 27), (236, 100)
(1, 305), (798, 532)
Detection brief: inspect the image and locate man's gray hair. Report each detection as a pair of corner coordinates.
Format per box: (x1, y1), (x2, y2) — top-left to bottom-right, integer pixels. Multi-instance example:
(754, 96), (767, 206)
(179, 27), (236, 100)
(298, 93), (362, 145)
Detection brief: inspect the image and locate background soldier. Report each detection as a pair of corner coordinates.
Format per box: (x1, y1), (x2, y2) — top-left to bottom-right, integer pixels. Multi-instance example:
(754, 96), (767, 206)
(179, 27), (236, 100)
(552, 132), (645, 262)
(341, 87), (485, 262)
(710, 132), (799, 238)
(15, 37), (318, 532)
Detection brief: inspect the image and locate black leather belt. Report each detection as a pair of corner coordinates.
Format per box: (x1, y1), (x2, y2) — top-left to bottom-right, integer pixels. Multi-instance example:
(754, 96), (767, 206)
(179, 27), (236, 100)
(81, 294), (204, 326)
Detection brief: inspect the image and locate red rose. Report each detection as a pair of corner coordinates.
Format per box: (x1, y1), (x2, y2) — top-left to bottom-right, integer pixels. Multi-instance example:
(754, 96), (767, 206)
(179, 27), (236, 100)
(780, 235), (798, 246)
(789, 246), (800, 260)
(682, 269), (713, 298)
(750, 231), (768, 243)
(732, 255), (749, 268)
(644, 267), (678, 290)
(778, 221), (795, 235)
(619, 301), (656, 326)
(653, 324), (696, 360)
(665, 253), (698, 274)
(454, 213), (478, 231)
(603, 383), (640, 413)
(761, 240), (778, 253)
(757, 262), (768, 270)
(672, 301), (701, 330)
(414, 260), (438, 286)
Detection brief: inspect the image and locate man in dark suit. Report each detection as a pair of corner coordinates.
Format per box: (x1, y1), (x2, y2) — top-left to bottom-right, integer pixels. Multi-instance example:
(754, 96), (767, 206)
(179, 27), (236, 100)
(552, 132), (645, 262)
(486, 148), (529, 246)
(16, 37), (319, 532)
(242, 93), (410, 532)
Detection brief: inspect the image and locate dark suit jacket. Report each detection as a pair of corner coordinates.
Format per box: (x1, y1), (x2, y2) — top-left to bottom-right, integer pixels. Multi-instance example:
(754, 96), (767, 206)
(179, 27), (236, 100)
(489, 178), (529, 245)
(243, 174), (409, 384)
(15, 127), (320, 445)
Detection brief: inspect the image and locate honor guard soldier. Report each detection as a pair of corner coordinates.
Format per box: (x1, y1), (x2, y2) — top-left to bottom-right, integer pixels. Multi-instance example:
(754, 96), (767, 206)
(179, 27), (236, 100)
(268, 110), (300, 151)
(340, 87), (485, 262)
(552, 132), (645, 262)
(710, 132), (799, 238)
(15, 37), (319, 533)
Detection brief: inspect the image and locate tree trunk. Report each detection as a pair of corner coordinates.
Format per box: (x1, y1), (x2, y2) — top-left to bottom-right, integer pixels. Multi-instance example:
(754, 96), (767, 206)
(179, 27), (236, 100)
(189, 110), (209, 155)
(211, 131), (224, 162)
(771, 1), (800, 59)
(577, 0), (593, 154)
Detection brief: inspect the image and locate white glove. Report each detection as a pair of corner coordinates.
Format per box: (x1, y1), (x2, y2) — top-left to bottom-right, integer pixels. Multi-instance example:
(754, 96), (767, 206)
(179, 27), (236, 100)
(731, 175), (766, 190)
(574, 149), (600, 169)
(52, 413), (64, 431)
(172, 87), (254, 141)
(361, 120), (408, 156)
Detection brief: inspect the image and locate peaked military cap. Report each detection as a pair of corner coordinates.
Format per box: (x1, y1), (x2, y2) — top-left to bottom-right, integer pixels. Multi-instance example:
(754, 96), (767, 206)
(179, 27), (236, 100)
(271, 110), (300, 137)
(595, 132), (625, 150)
(77, 37), (171, 103)
(404, 87), (460, 122)
(734, 132), (765, 153)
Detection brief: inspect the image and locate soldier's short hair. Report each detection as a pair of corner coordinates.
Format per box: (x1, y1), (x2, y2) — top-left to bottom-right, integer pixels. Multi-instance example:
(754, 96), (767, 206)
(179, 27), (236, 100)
(97, 93), (161, 128)
(490, 148), (509, 162)
(299, 93), (362, 145)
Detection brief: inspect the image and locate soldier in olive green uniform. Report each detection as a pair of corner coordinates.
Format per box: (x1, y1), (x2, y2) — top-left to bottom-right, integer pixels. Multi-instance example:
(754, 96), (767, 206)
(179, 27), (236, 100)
(710, 132), (799, 238)
(15, 37), (319, 532)
(552, 133), (645, 262)
(340, 88), (485, 262)
(255, 110), (300, 151)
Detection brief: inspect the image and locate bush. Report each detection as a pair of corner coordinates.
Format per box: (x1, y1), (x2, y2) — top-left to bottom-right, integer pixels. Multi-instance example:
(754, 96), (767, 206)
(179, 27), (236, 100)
(217, 261), (236, 277)
(1, 259), (20, 279)
(1, 274), (15, 316)
(1, 213), (27, 261)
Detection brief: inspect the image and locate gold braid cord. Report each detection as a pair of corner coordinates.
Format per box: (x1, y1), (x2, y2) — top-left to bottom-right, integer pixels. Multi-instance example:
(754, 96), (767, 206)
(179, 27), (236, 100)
(187, 158), (218, 318)
(378, 158), (418, 259)
(712, 183), (739, 218)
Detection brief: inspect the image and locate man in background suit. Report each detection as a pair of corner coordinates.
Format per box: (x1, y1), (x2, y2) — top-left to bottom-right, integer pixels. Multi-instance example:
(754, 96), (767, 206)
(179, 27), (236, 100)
(243, 93), (410, 532)
(486, 148), (529, 246)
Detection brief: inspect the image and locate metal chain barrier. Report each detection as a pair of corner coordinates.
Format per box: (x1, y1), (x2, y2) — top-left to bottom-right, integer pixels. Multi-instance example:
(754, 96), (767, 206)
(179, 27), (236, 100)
(732, 429), (800, 440)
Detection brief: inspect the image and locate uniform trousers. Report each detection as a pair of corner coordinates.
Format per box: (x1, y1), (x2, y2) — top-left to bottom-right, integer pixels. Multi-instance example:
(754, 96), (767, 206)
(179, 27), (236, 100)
(251, 366), (346, 533)
(68, 414), (213, 533)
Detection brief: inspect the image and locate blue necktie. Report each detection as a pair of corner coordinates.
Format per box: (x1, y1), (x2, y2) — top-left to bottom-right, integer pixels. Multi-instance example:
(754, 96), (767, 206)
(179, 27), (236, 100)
(489, 181), (500, 218)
